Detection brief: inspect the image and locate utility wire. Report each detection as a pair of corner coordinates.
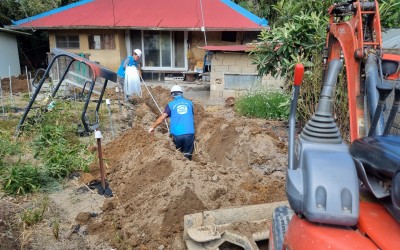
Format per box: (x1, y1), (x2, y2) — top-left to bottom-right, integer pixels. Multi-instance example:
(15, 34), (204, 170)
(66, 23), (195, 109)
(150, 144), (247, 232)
(16, 0), (35, 32)
(199, 0), (208, 46)
(111, 0), (116, 26)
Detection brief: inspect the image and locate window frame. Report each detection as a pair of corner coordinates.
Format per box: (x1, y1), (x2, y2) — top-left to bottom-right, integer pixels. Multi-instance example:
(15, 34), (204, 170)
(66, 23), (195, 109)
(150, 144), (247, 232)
(141, 30), (188, 71)
(88, 34), (116, 50)
(55, 35), (80, 49)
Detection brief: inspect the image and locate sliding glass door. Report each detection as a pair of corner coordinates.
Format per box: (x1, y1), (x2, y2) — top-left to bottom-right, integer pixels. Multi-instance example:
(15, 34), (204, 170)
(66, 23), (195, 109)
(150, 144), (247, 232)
(142, 30), (186, 71)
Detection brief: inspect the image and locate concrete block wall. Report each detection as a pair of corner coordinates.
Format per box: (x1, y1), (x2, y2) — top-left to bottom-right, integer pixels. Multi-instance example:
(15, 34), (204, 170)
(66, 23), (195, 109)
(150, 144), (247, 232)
(209, 52), (283, 98)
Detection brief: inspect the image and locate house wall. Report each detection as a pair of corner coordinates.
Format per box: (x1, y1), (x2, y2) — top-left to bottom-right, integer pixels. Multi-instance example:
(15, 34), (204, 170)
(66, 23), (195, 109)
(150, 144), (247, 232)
(49, 30), (126, 72)
(189, 31), (258, 71)
(209, 52), (283, 98)
(47, 30), (260, 78)
(0, 32), (21, 77)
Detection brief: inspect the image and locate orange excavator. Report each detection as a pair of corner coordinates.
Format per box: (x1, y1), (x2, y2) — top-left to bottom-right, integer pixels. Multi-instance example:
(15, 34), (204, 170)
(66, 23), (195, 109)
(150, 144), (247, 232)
(270, 0), (400, 249)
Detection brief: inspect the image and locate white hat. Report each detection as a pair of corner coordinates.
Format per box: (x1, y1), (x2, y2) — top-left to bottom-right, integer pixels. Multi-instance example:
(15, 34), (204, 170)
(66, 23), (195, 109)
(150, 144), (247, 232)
(133, 49), (142, 57)
(171, 85), (183, 94)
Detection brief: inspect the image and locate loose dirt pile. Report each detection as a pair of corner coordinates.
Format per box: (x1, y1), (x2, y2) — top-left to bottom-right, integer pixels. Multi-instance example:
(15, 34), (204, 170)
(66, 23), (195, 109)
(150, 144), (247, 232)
(83, 86), (289, 249)
(0, 80), (289, 249)
(1, 75), (30, 93)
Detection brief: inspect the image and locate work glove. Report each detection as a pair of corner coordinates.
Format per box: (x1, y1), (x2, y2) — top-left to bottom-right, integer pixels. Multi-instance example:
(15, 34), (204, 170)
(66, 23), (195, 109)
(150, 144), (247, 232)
(148, 127), (155, 133)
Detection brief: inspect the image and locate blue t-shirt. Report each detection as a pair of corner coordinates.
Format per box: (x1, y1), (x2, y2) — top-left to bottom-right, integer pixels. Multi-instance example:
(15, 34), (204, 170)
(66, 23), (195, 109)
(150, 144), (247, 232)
(164, 96), (194, 136)
(117, 56), (137, 78)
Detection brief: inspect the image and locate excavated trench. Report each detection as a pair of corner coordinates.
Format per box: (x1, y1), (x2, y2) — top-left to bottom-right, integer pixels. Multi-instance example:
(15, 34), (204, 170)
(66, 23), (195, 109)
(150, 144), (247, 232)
(0, 77), (289, 249)
(82, 85), (289, 249)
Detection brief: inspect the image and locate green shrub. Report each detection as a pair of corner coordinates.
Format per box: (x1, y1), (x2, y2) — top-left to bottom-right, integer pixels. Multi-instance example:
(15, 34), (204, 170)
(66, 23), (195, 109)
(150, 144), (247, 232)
(0, 136), (21, 158)
(42, 143), (91, 179)
(235, 89), (290, 120)
(1, 164), (46, 195)
(0, 99), (94, 195)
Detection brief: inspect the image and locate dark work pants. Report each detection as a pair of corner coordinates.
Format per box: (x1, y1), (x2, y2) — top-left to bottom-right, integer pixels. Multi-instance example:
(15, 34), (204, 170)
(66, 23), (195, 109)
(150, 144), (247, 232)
(172, 134), (195, 160)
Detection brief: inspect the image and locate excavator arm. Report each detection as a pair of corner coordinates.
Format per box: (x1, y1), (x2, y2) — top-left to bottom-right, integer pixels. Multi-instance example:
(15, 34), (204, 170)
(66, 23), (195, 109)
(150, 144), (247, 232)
(274, 1), (400, 250)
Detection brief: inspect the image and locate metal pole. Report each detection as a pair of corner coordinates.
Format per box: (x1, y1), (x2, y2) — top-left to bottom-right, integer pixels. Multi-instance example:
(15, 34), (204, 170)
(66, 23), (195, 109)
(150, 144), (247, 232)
(9, 65), (13, 106)
(95, 130), (106, 191)
(25, 66), (31, 98)
(106, 99), (115, 138)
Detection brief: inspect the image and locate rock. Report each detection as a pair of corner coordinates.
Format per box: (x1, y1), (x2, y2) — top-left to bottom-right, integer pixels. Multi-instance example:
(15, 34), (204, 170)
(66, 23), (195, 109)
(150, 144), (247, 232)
(75, 212), (91, 224)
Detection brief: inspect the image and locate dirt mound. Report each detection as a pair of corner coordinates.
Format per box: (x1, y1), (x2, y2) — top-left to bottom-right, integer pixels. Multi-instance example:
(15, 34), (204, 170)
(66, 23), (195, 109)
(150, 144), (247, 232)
(83, 86), (289, 249)
(1, 75), (30, 93)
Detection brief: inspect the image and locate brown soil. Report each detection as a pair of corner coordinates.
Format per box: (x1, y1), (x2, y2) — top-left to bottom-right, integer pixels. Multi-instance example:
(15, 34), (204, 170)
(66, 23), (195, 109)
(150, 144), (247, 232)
(1, 75), (30, 93)
(0, 78), (289, 249)
(83, 86), (288, 249)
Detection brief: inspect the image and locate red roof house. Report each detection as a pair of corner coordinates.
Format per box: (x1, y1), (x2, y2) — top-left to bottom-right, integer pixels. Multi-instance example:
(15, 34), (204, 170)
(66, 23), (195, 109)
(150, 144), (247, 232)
(10, 0), (267, 78)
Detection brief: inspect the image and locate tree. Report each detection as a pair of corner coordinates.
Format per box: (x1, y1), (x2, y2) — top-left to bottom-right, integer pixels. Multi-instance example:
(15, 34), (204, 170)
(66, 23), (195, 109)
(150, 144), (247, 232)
(251, 0), (399, 80)
(233, 0), (280, 23)
(249, 0), (399, 138)
(251, 0), (333, 79)
(0, 0), (80, 69)
(379, 0), (400, 28)
(1, 0), (80, 27)
(0, 0), (23, 26)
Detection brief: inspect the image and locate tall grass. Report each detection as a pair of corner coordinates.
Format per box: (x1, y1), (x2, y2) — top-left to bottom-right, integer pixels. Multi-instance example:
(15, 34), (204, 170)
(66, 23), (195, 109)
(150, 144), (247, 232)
(235, 88), (290, 120)
(1, 164), (47, 194)
(0, 101), (95, 195)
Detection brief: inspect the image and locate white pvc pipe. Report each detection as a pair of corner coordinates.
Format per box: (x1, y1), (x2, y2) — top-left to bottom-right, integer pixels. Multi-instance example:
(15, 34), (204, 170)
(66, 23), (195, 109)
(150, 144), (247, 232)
(0, 75), (4, 115)
(25, 66), (31, 97)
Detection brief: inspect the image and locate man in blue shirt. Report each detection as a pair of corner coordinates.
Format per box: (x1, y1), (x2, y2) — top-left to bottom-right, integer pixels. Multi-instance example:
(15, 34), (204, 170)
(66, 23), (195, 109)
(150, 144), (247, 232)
(149, 85), (195, 160)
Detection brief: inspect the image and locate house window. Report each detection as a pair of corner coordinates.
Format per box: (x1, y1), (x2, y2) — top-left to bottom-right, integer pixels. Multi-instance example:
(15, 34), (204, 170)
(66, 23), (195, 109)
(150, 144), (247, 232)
(142, 31), (185, 69)
(221, 31), (237, 42)
(88, 34), (116, 50)
(55, 35), (80, 49)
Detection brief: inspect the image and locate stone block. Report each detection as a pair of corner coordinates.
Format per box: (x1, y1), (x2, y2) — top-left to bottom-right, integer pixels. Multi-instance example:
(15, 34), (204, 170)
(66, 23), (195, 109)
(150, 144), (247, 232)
(210, 90), (223, 98)
(222, 90), (236, 98)
(212, 57), (224, 66)
(241, 66), (257, 74)
(214, 65), (229, 72)
(211, 83), (224, 91)
(212, 72), (224, 79)
(228, 66), (242, 74)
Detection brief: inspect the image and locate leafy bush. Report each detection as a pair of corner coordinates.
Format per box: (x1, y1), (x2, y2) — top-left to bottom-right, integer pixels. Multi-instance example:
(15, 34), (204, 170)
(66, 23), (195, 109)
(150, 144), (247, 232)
(0, 100), (94, 195)
(42, 143), (91, 179)
(251, 8), (328, 80)
(33, 121), (92, 179)
(1, 164), (46, 195)
(235, 89), (290, 120)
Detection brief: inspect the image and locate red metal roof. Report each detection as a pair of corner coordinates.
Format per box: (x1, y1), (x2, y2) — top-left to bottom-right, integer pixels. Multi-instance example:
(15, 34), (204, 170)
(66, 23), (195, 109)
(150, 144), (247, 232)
(12, 0), (267, 31)
(201, 44), (253, 52)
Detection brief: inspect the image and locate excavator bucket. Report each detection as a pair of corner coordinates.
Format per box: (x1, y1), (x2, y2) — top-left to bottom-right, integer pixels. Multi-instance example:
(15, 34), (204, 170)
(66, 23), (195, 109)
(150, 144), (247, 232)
(183, 201), (288, 249)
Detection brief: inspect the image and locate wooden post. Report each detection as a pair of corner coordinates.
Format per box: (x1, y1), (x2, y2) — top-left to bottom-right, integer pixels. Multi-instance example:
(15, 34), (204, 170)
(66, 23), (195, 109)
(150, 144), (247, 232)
(95, 130), (106, 190)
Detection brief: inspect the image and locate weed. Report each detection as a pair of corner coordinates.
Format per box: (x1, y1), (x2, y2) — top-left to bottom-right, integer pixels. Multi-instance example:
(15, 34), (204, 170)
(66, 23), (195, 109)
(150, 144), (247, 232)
(235, 88), (290, 120)
(52, 218), (60, 239)
(0, 131), (21, 166)
(20, 197), (49, 227)
(0, 97), (95, 196)
(1, 164), (47, 195)
(0, 119), (19, 132)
